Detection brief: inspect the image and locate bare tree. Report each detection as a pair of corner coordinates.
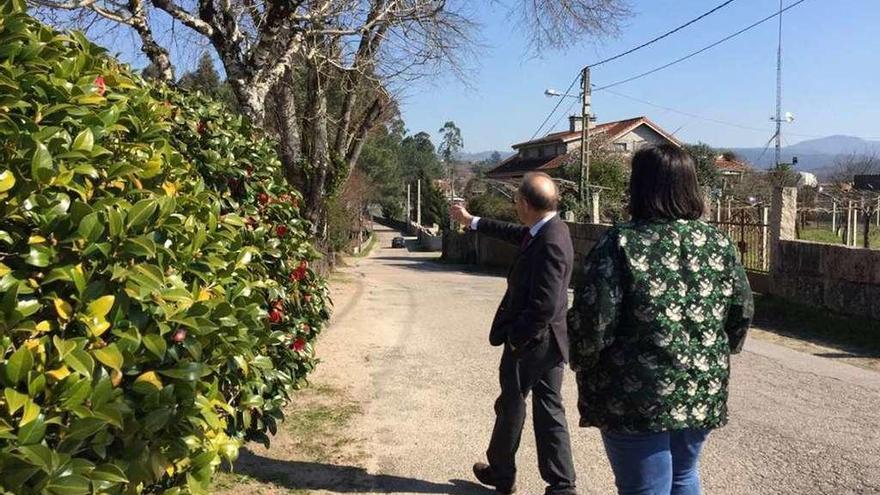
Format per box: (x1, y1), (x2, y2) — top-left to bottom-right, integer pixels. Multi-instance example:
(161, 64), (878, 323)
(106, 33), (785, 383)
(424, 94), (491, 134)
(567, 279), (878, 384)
(830, 152), (880, 184)
(30, 0), (630, 233)
(512, 0), (631, 52)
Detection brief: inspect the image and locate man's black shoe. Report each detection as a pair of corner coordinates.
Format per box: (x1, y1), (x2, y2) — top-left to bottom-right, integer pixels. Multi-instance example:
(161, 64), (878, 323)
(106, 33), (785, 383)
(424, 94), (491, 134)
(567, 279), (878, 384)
(473, 462), (517, 494)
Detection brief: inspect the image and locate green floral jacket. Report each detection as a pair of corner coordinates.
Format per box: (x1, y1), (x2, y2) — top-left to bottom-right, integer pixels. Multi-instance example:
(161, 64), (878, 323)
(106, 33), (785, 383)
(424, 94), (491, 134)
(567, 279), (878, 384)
(568, 220), (753, 433)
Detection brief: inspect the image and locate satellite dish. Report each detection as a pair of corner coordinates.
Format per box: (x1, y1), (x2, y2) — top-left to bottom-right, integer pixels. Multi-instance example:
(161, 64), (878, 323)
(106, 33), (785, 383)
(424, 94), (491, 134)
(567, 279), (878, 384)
(785, 112), (795, 123)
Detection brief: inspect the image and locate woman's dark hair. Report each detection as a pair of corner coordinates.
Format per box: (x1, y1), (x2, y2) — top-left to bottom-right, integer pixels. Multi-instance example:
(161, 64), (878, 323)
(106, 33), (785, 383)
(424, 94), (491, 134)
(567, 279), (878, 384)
(629, 144), (705, 221)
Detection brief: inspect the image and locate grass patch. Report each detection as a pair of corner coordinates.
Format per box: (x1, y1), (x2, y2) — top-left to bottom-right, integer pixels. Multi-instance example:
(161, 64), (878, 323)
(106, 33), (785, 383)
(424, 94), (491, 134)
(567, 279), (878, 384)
(754, 293), (880, 356)
(352, 234), (377, 258)
(212, 382), (364, 494)
(281, 385), (362, 464)
(799, 227), (880, 249)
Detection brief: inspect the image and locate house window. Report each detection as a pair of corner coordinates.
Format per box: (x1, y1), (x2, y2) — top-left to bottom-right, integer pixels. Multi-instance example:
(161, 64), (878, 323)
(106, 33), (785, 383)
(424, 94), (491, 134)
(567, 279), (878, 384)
(614, 142), (628, 152)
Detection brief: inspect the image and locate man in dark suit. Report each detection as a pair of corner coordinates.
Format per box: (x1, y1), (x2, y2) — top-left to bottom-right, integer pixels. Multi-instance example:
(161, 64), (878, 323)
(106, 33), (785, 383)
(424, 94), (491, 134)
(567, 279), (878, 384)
(450, 172), (577, 495)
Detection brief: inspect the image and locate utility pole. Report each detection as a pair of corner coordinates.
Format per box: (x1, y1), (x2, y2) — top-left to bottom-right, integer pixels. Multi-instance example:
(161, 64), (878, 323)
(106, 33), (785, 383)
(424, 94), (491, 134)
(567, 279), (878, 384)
(774, 0), (783, 168)
(416, 179), (422, 226)
(406, 183), (411, 228)
(580, 66), (592, 204)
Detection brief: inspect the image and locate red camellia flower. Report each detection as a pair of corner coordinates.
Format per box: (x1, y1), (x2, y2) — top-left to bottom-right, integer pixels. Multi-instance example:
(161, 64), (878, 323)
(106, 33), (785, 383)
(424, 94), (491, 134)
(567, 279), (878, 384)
(172, 328), (187, 342)
(197, 120), (207, 135)
(257, 192), (270, 205)
(276, 225), (288, 237)
(94, 76), (106, 96)
(291, 338), (307, 352)
(290, 260), (309, 282)
(268, 309), (283, 324)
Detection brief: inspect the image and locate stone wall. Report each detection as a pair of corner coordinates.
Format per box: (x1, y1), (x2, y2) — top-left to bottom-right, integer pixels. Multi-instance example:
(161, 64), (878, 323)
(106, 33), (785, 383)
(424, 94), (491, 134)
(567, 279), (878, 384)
(771, 239), (880, 319)
(442, 221), (610, 284)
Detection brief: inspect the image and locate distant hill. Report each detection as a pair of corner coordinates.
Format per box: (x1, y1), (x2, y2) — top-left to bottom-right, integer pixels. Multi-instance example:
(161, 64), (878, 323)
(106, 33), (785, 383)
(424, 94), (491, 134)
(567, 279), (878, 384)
(455, 150), (515, 163)
(731, 135), (880, 177)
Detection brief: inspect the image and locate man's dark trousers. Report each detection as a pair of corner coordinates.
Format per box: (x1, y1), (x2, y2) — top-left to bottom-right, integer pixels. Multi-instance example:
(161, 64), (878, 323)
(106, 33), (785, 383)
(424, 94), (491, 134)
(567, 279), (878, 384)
(486, 332), (576, 494)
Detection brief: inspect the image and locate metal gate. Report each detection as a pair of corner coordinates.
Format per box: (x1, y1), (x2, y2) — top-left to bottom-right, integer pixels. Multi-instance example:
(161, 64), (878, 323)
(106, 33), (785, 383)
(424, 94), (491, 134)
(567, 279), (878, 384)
(710, 208), (770, 273)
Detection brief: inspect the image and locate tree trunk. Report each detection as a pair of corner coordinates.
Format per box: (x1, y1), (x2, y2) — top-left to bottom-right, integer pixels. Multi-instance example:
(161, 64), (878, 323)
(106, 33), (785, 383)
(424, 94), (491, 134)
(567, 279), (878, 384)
(268, 71), (302, 186)
(130, 16), (175, 81)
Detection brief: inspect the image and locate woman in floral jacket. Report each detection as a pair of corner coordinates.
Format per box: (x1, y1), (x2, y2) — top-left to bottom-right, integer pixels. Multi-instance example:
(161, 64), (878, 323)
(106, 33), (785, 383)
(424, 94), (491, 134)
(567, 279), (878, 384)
(568, 144), (753, 495)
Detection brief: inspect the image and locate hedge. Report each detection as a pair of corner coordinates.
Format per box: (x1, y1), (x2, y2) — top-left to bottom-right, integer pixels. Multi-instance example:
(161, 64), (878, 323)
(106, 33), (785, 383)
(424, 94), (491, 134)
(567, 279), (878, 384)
(0, 3), (329, 494)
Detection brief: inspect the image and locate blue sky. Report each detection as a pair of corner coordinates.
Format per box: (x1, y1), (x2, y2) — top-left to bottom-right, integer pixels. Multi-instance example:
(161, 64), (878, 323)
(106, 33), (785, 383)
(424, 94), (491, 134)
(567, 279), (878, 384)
(399, 0), (880, 152)
(101, 0), (879, 153)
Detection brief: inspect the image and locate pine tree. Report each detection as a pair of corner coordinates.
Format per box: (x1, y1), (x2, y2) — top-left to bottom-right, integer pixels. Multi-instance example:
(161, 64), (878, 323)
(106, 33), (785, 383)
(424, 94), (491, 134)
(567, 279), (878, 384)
(178, 52), (221, 96)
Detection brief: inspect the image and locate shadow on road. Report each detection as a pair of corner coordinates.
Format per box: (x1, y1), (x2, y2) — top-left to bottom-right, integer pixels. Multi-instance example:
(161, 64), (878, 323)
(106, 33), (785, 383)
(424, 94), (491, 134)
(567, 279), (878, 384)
(232, 450), (495, 494)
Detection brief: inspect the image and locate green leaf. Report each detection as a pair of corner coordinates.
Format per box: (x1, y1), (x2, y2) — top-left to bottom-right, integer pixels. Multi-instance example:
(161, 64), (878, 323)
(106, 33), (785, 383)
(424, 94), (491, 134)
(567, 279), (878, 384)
(142, 407), (172, 433)
(77, 211), (104, 242)
(4, 388), (29, 414)
(17, 414), (46, 445)
(17, 444), (54, 471)
(126, 198), (158, 230)
(143, 334), (166, 359)
(0, 169), (15, 193)
(25, 245), (53, 267)
(63, 349), (94, 378)
(158, 362), (211, 382)
(92, 344), (123, 372)
(122, 237), (156, 258)
(66, 417), (106, 440)
(90, 463), (128, 483)
(53, 336), (77, 360)
(31, 141), (54, 184)
(86, 295), (115, 319)
(71, 128), (94, 152)
(46, 474), (91, 495)
(5, 345), (34, 384)
(106, 207), (123, 237)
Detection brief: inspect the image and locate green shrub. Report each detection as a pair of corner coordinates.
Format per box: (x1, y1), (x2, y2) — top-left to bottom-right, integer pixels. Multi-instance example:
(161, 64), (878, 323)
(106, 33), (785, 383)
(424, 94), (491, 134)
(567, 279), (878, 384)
(467, 192), (517, 223)
(0, 4), (328, 494)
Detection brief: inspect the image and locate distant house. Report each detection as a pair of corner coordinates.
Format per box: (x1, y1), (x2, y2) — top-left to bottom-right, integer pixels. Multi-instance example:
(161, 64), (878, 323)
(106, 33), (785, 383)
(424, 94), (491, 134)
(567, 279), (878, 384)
(486, 116), (682, 180)
(715, 156), (752, 184)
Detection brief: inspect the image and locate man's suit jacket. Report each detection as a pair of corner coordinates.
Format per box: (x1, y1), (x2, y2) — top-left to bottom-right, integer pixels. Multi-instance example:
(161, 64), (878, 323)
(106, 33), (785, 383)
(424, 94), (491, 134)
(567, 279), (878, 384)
(476, 215), (574, 363)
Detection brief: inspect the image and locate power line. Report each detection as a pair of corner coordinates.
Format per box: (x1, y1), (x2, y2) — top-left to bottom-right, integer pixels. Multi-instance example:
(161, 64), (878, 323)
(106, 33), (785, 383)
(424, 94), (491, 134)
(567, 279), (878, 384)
(589, 0), (739, 68)
(529, 1), (740, 142)
(528, 74), (580, 140)
(603, 88), (880, 142)
(593, 0), (809, 92)
(601, 88), (772, 133)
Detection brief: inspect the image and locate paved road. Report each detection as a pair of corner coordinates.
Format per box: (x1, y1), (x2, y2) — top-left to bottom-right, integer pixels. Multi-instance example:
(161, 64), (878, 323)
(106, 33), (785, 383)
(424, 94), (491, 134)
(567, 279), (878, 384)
(319, 225), (880, 495)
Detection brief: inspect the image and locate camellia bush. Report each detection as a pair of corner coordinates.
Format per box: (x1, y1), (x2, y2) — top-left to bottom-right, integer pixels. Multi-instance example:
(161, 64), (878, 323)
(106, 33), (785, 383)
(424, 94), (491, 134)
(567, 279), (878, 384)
(0, 2), (329, 494)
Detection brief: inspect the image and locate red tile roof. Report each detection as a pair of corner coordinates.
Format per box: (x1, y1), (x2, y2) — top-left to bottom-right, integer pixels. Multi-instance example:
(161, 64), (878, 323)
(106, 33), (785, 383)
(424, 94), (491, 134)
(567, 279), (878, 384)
(490, 116), (681, 179)
(485, 153), (572, 179)
(715, 157), (751, 173)
(510, 116), (682, 149)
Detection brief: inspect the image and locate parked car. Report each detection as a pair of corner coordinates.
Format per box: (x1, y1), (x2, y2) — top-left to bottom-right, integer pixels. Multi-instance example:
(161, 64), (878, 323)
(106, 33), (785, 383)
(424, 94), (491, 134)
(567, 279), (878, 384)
(391, 236), (406, 248)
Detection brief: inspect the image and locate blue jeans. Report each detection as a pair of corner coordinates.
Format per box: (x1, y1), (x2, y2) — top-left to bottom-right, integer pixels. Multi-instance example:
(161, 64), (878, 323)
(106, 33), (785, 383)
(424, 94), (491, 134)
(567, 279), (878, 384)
(601, 428), (710, 495)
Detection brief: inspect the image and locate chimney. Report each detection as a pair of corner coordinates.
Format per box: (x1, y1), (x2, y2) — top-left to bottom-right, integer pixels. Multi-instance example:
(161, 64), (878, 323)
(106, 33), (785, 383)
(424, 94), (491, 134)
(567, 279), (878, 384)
(569, 115), (583, 133)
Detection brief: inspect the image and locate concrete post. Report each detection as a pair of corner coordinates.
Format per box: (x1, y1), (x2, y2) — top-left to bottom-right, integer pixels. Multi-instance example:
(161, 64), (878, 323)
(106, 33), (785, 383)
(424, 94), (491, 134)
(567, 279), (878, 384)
(762, 206), (770, 271)
(591, 191), (600, 224)
(716, 198), (722, 222)
(769, 187), (797, 273)
(406, 183), (411, 232)
(416, 180), (422, 227)
(832, 201), (837, 234)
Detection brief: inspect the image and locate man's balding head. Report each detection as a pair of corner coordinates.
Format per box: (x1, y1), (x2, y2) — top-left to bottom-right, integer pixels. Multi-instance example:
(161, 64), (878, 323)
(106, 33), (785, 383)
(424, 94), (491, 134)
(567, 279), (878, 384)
(518, 172), (559, 213)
